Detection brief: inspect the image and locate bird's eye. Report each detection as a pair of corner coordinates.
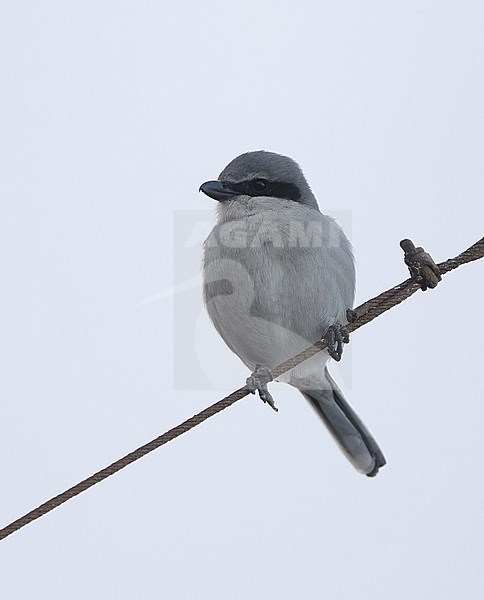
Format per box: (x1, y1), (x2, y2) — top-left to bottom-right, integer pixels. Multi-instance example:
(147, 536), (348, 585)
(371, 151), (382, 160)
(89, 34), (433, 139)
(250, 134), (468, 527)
(251, 179), (268, 192)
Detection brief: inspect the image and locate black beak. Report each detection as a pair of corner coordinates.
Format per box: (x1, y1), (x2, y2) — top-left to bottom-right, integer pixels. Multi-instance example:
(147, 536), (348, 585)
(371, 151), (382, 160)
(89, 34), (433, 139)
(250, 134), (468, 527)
(199, 180), (240, 202)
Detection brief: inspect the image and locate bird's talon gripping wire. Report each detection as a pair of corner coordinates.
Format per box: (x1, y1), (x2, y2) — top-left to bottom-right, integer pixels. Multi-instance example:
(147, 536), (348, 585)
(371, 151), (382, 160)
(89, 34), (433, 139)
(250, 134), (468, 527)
(246, 365), (277, 412)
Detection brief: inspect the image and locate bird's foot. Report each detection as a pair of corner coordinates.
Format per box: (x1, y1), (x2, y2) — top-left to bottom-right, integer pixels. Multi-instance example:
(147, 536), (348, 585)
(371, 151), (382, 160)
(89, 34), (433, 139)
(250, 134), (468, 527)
(323, 324), (350, 362)
(400, 239), (442, 291)
(246, 365), (278, 412)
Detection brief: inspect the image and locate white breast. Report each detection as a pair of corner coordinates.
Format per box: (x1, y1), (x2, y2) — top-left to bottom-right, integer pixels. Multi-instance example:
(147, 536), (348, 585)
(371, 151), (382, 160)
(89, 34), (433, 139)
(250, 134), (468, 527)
(203, 197), (355, 384)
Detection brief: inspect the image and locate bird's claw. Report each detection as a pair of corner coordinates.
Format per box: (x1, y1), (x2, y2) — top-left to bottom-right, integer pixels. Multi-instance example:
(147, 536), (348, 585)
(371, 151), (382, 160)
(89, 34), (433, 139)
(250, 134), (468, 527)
(323, 324), (349, 362)
(400, 239), (441, 291)
(246, 365), (278, 412)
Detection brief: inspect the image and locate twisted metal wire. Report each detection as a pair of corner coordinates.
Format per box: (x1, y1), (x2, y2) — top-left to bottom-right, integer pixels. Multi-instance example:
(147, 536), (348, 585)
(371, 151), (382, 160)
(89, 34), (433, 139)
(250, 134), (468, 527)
(1, 237), (482, 542)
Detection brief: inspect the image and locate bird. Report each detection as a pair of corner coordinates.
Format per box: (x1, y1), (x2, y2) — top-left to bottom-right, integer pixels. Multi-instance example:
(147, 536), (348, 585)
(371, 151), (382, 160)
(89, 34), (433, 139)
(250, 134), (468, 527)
(200, 151), (386, 477)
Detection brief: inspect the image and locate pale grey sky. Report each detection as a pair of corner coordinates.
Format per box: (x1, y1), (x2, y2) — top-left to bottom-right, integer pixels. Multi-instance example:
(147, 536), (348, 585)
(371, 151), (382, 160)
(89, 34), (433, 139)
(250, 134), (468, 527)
(1, 2), (483, 599)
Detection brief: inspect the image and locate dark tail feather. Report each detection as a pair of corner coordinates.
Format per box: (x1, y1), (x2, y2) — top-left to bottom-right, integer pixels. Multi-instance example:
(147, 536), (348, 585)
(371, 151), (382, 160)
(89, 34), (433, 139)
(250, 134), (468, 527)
(300, 369), (386, 477)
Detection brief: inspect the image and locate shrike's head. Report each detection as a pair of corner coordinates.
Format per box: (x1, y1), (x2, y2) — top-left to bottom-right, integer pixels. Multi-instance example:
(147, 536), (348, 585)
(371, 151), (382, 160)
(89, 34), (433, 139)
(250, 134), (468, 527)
(200, 151), (319, 210)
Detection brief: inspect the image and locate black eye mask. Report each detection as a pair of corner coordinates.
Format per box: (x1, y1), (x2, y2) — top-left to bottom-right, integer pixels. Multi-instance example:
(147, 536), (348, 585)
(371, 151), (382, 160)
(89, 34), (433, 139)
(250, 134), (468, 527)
(222, 178), (301, 201)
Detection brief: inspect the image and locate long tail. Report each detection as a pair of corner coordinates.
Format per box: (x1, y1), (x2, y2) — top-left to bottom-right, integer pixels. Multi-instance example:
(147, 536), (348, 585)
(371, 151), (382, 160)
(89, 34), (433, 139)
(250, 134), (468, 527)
(299, 368), (386, 477)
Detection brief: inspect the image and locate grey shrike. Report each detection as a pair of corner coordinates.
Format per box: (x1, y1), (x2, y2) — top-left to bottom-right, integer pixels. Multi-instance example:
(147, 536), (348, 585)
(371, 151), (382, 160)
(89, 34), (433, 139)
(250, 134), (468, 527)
(200, 151), (386, 477)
